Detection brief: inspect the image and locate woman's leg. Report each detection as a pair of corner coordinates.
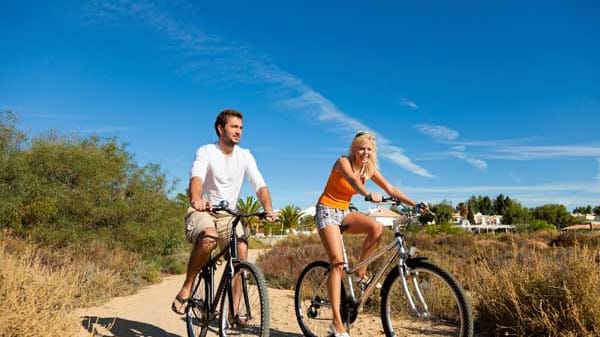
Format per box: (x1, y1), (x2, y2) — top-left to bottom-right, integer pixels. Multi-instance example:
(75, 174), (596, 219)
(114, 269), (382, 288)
(342, 212), (383, 278)
(318, 225), (347, 334)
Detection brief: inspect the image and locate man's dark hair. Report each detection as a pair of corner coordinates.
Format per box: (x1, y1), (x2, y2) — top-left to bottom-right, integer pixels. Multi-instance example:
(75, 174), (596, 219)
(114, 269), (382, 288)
(214, 109), (243, 137)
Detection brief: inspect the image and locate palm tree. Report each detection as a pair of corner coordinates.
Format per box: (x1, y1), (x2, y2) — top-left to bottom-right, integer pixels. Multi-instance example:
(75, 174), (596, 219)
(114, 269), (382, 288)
(237, 196), (263, 234)
(299, 214), (316, 232)
(278, 204), (303, 234)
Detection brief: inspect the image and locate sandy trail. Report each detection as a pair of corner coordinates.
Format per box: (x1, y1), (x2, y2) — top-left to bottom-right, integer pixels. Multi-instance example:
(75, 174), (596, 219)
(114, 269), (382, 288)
(76, 250), (390, 337)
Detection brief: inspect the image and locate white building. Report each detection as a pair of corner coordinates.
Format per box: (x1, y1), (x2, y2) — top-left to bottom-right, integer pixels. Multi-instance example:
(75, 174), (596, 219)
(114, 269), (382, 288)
(367, 207), (401, 227)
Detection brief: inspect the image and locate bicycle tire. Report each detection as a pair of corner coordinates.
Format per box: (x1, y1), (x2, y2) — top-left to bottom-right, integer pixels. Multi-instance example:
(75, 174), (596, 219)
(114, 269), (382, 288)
(380, 259), (474, 337)
(219, 261), (270, 337)
(295, 260), (337, 337)
(186, 271), (211, 337)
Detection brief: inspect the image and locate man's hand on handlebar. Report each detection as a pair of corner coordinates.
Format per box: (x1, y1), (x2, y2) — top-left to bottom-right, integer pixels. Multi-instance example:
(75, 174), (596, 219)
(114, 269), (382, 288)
(191, 197), (210, 211)
(264, 212), (278, 223)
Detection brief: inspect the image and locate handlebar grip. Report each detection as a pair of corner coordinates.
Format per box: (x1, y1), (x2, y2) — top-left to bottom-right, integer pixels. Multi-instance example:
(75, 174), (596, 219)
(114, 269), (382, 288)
(365, 195), (398, 203)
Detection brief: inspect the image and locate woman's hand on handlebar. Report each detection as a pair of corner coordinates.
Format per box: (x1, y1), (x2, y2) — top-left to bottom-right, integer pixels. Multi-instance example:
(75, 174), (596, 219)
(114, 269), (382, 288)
(366, 192), (382, 203)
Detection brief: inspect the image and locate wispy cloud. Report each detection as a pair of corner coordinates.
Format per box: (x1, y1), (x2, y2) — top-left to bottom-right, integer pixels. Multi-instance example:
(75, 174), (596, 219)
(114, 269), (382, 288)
(415, 124), (487, 170)
(482, 145), (600, 160)
(400, 98), (418, 110)
(415, 124), (459, 141)
(89, 0), (434, 178)
(449, 152), (488, 170)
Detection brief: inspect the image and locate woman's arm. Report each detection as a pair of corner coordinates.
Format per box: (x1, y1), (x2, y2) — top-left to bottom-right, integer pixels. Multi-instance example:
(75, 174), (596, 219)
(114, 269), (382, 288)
(336, 157), (372, 198)
(370, 170), (416, 207)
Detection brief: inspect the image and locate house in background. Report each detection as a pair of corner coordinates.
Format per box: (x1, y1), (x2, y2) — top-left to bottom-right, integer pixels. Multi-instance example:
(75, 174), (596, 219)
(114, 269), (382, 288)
(367, 206), (401, 227)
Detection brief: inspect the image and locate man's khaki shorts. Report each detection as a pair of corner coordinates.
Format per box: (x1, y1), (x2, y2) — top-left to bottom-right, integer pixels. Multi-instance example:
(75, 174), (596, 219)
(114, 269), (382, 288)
(185, 207), (247, 247)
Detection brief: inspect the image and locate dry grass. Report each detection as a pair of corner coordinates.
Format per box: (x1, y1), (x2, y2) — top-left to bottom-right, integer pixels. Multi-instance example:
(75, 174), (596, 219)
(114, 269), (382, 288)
(0, 233), (154, 337)
(472, 242), (600, 336)
(260, 231), (600, 336)
(0, 237), (79, 336)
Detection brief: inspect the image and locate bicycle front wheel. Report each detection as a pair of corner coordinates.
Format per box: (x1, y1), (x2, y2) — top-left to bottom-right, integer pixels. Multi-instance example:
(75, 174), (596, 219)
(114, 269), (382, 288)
(186, 271), (211, 337)
(380, 259), (473, 337)
(219, 261), (270, 337)
(294, 260), (334, 337)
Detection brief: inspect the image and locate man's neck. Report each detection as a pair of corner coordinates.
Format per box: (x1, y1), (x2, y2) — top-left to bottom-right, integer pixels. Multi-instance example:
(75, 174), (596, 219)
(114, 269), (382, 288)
(217, 140), (235, 155)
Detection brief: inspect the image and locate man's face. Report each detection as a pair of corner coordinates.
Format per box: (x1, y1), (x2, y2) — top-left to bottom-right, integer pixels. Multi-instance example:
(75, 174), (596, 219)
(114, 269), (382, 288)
(219, 116), (243, 145)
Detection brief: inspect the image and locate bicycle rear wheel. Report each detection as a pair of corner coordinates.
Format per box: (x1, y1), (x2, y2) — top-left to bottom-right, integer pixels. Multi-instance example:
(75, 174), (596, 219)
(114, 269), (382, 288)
(294, 260), (334, 337)
(380, 259), (473, 337)
(219, 261), (270, 337)
(186, 271), (211, 337)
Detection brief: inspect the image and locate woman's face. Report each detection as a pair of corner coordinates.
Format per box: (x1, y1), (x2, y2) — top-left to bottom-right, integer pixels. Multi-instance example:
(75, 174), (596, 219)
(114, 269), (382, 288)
(354, 140), (374, 164)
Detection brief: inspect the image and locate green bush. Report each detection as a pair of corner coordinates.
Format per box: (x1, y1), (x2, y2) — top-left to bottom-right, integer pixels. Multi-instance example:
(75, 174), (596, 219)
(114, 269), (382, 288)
(0, 110), (186, 272)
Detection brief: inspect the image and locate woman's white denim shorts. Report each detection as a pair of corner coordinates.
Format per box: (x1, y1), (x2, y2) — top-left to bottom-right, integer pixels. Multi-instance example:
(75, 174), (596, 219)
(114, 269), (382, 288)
(315, 203), (349, 230)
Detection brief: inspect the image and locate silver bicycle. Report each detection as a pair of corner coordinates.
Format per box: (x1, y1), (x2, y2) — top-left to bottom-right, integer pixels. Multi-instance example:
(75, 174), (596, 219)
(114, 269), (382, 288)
(294, 197), (474, 337)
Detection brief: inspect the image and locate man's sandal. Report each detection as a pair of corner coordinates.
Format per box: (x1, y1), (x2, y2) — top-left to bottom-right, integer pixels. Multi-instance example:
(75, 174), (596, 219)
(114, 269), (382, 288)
(171, 295), (189, 315)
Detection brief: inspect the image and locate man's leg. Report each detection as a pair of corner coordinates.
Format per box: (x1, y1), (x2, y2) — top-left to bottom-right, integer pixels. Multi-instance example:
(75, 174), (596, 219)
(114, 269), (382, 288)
(172, 211), (218, 315)
(177, 228), (218, 298)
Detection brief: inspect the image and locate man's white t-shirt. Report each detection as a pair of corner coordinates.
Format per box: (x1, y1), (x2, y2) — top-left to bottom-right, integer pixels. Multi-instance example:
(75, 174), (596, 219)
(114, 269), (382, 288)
(190, 143), (266, 209)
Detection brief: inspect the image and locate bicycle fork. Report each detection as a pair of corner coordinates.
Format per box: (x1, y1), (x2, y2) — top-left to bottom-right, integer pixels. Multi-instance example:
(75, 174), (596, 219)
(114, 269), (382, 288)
(397, 252), (430, 319)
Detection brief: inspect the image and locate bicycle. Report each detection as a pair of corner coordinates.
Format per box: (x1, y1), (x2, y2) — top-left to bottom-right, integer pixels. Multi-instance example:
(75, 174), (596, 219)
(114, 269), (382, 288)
(294, 197), (473, 337)
(185, 200), (270, 337)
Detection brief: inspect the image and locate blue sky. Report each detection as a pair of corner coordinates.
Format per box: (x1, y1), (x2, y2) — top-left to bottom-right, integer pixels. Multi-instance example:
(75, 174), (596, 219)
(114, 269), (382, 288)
(2, 0), (599, 211)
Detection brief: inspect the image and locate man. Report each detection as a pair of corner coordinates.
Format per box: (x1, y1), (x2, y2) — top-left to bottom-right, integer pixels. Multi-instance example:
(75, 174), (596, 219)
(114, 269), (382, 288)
(172, 109), (276, 315)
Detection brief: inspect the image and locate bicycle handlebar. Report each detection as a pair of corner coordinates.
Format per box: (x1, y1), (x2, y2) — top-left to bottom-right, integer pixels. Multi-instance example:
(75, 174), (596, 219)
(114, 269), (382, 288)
(364, 196), (436, 216)
(210, 200), (271, 219)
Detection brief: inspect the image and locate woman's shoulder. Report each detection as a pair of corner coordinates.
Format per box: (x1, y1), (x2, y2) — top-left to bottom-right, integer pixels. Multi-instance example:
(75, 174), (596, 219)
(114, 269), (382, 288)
(336, 155), (350, 164)
(333, 156), (352, 174)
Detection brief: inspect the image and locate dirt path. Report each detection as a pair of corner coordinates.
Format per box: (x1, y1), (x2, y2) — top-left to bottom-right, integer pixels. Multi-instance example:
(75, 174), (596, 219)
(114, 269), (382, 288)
(76, 250), (386, 337)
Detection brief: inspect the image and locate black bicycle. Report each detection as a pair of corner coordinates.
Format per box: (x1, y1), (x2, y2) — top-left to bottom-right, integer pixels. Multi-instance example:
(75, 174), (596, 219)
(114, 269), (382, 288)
(294, 197), (473, 337)
(186, 200), (270, 337)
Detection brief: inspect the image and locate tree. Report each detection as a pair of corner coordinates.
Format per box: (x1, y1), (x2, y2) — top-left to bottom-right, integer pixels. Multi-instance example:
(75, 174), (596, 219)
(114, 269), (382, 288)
(278, 204), (302, 234)
(299, 214), (316, 232)
(237, 196), (263, 234)
(594, 206), (600, 216)
(531, 204), (573, 229)
(457, 202), (468, 217)
(432, 202), (454, 224)
(467, 205), (475, 224)
(493, 194), (507, 215)
(1, 110), (27, 155)
(480, 196), (493, 215)
(502, 199), (530, 225)
(467, 195), (479, 214)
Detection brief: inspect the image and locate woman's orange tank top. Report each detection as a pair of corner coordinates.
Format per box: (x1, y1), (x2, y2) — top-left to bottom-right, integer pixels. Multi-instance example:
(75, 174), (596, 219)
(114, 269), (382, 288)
(318, 168), (356, 210)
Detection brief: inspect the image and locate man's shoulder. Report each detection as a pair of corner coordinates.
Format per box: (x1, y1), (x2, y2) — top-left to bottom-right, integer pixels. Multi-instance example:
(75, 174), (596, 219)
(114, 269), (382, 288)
(233, 145), (252, 155)
(196, 143), (218, 153)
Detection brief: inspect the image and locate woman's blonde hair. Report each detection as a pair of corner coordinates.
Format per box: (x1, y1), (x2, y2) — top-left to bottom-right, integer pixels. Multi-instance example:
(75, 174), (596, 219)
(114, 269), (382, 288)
(348, 131), (378, 179)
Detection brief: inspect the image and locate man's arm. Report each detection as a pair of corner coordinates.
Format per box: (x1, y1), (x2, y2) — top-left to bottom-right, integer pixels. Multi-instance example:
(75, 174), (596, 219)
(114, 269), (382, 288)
(256, 186), (277, 221)
(189, 176), (209, 211)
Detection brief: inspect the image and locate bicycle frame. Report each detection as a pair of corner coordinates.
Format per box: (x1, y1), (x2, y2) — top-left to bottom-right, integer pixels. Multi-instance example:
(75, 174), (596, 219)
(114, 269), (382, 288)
(329, 204), (435, 320)
(188, 204), (266, 326)
(340, 216), (412, 311)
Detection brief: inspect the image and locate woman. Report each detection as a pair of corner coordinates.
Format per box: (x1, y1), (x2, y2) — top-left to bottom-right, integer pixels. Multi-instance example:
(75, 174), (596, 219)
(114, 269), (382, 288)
(315, 131), (416, 337)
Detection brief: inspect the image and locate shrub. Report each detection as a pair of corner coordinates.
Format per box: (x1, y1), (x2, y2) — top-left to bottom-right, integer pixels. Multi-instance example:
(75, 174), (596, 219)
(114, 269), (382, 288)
(473, 244), (600, 336)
